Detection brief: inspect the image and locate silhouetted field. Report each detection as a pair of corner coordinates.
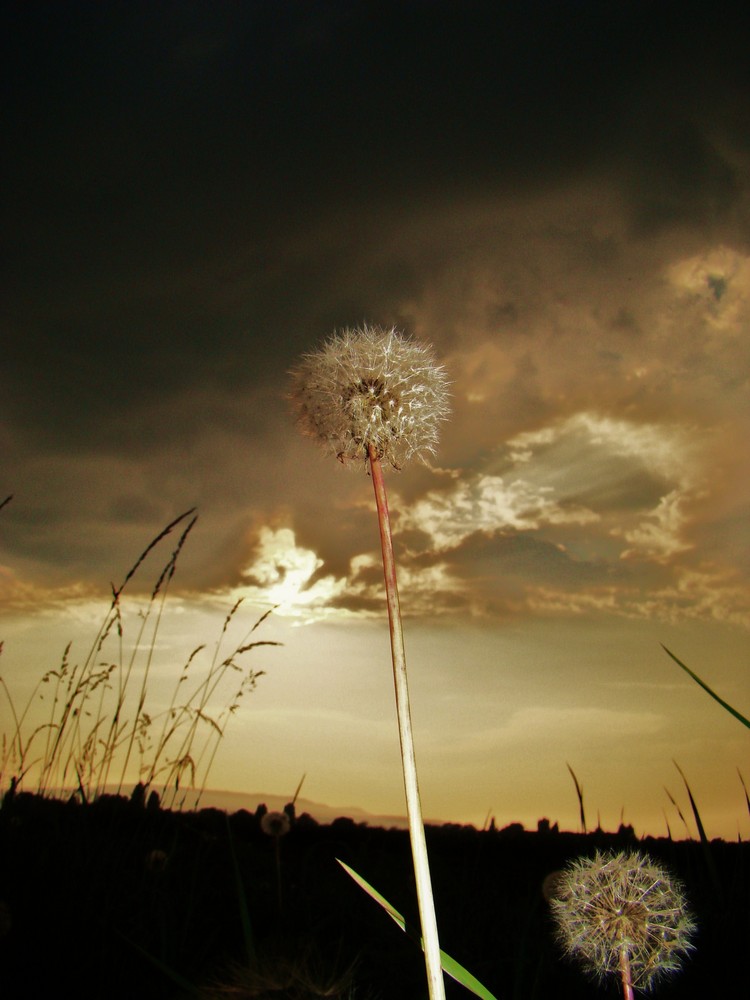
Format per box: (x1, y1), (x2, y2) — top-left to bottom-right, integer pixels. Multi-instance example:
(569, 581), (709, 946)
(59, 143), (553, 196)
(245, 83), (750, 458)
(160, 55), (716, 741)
(1, 792), (746, 999)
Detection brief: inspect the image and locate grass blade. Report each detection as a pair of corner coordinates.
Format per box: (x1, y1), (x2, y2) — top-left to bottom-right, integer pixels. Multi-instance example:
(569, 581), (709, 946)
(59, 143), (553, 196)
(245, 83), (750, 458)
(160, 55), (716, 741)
(661, 645), (750, 728)
(674, 760), (723, 899)
(118, 932), (201, 995)
(738, 768), (750, 821)
(673, 760), (709, 846)
(566, 762), (587, 834)
(225, 816), (256, 967)
(291, 771), (306, 807)
(664, 786), (692, 839)
(337, 859), (500, 1000)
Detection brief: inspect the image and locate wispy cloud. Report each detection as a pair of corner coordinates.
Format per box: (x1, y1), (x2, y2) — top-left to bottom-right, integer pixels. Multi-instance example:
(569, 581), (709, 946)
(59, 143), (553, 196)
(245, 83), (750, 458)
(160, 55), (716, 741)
(218, 404), (749, 627)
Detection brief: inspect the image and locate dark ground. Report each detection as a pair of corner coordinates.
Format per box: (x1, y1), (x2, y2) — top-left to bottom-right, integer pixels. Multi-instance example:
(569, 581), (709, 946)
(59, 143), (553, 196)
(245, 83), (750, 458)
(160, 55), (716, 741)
(0, 792), (746, 999)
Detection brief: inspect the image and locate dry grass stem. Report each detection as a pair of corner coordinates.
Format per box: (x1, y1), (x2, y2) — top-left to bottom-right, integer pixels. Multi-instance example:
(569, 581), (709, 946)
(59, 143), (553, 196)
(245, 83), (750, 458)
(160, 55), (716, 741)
(1, 513), (278, 808)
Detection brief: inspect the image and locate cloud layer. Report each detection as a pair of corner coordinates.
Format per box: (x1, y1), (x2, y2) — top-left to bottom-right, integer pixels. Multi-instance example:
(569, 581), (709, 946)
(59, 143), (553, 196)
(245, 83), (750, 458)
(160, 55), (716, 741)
(2, 2), (748, 837)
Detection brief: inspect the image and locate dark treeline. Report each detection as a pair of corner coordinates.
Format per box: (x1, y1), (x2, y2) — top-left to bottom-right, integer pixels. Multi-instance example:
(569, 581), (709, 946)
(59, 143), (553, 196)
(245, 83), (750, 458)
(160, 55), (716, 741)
(1, 792), (746, 999)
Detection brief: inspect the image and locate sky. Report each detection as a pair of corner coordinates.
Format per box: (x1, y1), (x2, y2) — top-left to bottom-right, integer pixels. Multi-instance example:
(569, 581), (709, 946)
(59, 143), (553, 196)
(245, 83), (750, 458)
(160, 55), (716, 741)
(2, 0), (749, 839)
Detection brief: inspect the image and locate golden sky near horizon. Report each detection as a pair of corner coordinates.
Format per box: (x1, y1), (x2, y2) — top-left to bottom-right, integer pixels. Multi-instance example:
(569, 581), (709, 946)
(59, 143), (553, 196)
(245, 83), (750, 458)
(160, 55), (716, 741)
(2, 2), (749, 838)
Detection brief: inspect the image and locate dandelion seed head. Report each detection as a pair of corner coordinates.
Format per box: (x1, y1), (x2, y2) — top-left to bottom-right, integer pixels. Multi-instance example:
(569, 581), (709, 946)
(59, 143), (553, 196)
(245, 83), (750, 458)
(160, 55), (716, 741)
(289, 324), (450, 470)
(145, 848), (169, 873)
(549, 850), (696, 991)
(260, 809), (291, 838)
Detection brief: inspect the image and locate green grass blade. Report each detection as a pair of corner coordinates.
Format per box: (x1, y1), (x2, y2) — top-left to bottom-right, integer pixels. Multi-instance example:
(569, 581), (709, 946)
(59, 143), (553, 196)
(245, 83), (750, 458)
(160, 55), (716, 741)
(339, 858), (407, 931)
(566, 762), (586, 833)
(664, 786), (692, 839)
(673, 760), (709, 846)
(117, 932), (201, 995)
(337, 859), (500, 1000)
(226, 815), (256, 966)
(673, 760), (723, 900)
(661, 645), (750, 728)
(738, 769), (750, 820)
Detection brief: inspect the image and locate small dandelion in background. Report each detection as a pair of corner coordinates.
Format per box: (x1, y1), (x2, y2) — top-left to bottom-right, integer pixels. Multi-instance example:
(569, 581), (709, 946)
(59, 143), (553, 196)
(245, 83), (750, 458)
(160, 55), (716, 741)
(548, 850), (697, 998)
(290, 325), (450, 1000)
(260, 809), (292, 839)
(261, 810), (292, 913)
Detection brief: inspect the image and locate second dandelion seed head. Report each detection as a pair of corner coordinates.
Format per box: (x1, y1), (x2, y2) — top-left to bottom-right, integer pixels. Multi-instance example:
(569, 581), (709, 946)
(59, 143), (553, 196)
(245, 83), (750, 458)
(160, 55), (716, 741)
(260, 810), (292, 838)
(289, 324), (450, 470)
(548, 849), (696, 992)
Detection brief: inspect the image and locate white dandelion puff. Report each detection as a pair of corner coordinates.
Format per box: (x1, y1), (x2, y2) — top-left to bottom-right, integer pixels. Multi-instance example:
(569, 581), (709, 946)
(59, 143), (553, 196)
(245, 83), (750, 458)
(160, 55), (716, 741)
(549, 850), (697, 996)
(289, 324), (450, 470)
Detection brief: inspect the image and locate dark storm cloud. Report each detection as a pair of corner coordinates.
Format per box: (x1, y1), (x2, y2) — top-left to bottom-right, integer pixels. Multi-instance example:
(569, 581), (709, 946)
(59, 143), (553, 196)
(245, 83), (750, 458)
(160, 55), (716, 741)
(5, 2), (747, 335)
(3, 0), (749, 596)
(627, 122), (741, 232)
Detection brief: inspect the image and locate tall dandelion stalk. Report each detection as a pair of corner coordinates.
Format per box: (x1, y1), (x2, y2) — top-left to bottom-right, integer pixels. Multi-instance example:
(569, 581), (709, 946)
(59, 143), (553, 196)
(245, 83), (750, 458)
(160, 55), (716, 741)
(290, 324), (450, 1000)
(548, 850), (697, 998)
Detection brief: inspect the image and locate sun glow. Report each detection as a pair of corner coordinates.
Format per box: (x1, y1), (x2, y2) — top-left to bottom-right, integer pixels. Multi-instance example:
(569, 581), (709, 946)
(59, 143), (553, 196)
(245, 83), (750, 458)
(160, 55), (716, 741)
(236, 527), (350, 621)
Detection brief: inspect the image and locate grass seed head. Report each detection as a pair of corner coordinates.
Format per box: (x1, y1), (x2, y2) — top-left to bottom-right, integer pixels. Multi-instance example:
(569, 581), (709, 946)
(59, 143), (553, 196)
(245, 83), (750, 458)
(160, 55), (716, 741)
(549, 849), (696, 991)
(289, 324), (450, 470)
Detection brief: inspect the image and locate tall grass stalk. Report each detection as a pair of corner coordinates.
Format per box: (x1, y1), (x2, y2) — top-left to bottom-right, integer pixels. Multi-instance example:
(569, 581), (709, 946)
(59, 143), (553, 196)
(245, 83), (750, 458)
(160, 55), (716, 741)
(113, 511), (199, 795)
(1, 512), (277, 805)
(21, 509), (198, 796)
(146, 603), (280, 809)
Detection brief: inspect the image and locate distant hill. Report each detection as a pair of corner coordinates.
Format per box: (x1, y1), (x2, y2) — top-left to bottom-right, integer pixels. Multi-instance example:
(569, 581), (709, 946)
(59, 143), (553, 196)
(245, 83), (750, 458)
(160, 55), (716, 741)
(179, 788), (419, 828)
(42, 784), (422, 828)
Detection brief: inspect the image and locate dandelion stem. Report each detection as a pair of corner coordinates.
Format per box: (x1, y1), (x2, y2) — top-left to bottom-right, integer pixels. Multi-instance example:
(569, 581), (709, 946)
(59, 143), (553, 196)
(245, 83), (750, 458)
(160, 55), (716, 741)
(274, 834), (283, 914)
(368, 444), (445, 1000)
(619, 948), (635, 1000)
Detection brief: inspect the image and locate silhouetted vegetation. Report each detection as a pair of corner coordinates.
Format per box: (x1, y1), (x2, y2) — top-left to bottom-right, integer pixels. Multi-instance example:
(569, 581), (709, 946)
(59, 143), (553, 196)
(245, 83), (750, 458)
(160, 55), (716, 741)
(0, 791), (745, 998)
